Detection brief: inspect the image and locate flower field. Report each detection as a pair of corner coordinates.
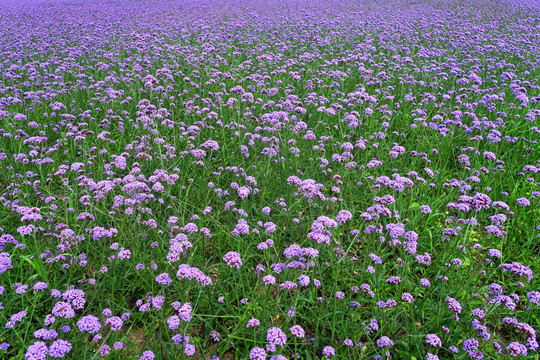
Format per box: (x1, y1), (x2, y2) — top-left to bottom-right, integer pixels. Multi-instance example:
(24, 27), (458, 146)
(0, 0), (539, 359)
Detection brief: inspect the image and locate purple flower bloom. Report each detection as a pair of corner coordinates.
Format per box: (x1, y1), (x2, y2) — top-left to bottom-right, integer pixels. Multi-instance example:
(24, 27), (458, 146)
(336, 210), (352, 223)
(322, 346), (335, 357)
(297, 275), (310, 287)
(140, 350), (155, 360)
(425, 334), (442, 347)
(376, 336), (394, 347)
(100, 345), (111, 356)
(33, 329), (57, 340)
(171, 334), (183, 345)
(290, 325), (305, 338)
(250, 347), (266, 360)
(223, 251), (242, 269)
(420, 205), (432, 214)
(446, 297), (462, 314)
(402, 292), (414, 303)
(167, 316), (180, 330)
(52, 302), (75, 319)
(267, 327), (287, 346)
(472, 308), (485, 318)
(105, 316), (123, 331)
(77, 315), (101, 334)
(33, 282), (48, 291)
(463, 338), (479, 351)
(516, 197), (530, 207)
(500, 262), (533, 282)
(263, 275), (276, 285)
(507, 342), (527, 357)
(25, 342), (48, 360)
(184, 344), (196, 356)
(179, 303), (192, 322)
(527, 291), (540, 306)
(156, 273), (172, 285)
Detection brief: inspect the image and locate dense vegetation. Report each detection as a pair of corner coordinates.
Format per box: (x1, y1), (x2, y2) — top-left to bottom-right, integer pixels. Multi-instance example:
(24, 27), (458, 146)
(0, 0), (539, 359)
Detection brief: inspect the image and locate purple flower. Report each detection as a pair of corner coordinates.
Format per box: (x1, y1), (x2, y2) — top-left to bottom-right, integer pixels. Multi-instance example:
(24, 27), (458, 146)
(77, 315), (101, 334)
(297, 275), (310, 287)
(420, 205), (432, 214)
(322, 346), (335, 357)
(416, 253), (432, 265)
(33, 282), (48, 291)
(446, 297), (462, 314)
(472, 308), (485, 318)
(52, 302), (75, 318)
(343, 339), (354, 347)
(527, 291), (540, 306)
(488, 249), (502, 258)
(25, 342), (48, 360)
(156, 273), (172, 285)
(402, 292), (414, 303)
(117, 248), (131, 260)
(425, 334), (442, 347)
(247, 318), (260, 328)
(250, 347), (266, 360)
(140, 350), (155, 360)
(463, 338), (479, 351)
(167, 316), (180, 330)
(171, 334), (183, 345)
(99, 345), (111, 356)
(6, 310), (26, 328)
(500, 262), (533, 282)
(376, 336), (394, 347)
(184, 344), (196, 356)
(336, 210), (352, 223)
(263, 275), (276, 285)
(178, 303), (192, 322)
(516, 197), (530, 207)
(231, 219), (250, 236)
(33, 329), (57, 340)
(223, 251), (242, 269)
(0, 253), (12, 274)
(267, 327), (287, 346)
(507, 342), (527, 357)
(114, 156), (127, 169)
(105, 316), (123, 331)
(290, 325), (305, 338)
(237, 186), (251, 199)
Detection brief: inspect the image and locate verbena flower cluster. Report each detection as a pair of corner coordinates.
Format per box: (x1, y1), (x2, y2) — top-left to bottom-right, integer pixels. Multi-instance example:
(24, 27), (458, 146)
(0, 0), (538, 358)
